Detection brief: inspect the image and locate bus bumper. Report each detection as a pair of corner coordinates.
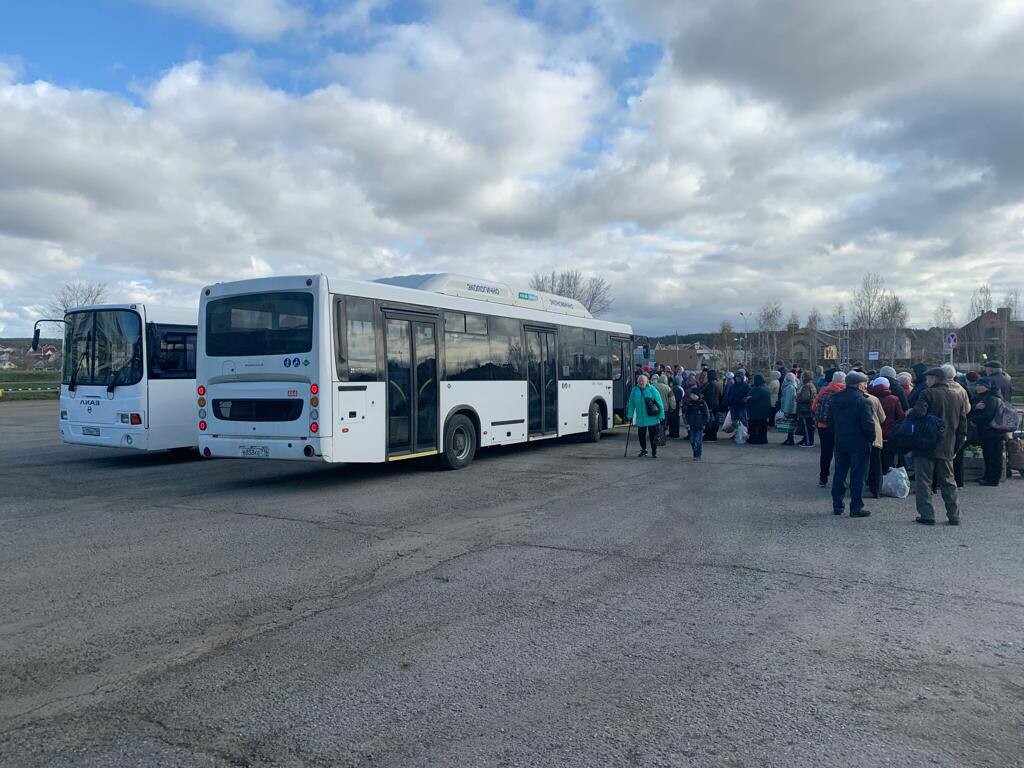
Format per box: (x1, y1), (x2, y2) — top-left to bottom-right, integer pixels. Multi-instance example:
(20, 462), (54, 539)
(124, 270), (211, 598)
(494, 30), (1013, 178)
(199, 435), (325, 461)
(61, 422), (149, 450)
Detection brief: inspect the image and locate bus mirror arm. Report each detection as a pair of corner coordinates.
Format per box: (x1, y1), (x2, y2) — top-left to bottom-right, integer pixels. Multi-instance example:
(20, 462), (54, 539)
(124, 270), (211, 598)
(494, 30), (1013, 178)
(31, 318), (67, 351)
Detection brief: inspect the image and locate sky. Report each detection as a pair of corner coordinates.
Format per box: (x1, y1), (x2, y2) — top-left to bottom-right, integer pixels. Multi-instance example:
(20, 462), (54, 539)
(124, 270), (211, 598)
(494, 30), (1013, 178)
(1, 0), (1023, 337)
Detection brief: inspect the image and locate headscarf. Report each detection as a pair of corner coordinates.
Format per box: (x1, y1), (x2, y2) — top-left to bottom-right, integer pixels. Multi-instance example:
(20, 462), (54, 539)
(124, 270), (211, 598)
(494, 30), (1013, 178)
(753, 373), (765, 387)
(785, 371), (798, 383)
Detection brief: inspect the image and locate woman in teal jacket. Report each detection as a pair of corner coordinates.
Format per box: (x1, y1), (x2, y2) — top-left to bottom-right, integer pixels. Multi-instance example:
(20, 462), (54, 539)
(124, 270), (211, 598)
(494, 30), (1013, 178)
(626, 374), (665, 458)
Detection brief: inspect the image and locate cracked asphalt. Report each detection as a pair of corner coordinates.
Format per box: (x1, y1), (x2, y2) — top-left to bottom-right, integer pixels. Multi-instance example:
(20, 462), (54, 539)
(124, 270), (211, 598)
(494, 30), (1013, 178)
(1, 400), (1022, 767)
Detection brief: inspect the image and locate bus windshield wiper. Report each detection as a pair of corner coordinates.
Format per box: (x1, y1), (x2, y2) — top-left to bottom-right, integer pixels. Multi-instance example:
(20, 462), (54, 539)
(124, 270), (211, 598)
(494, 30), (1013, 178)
(106, 366), (123, 394)
(68, 351), (89, 393)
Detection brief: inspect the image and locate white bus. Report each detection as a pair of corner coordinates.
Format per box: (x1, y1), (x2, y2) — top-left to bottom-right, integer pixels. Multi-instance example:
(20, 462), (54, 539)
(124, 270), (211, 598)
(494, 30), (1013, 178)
(34, 303), (198, 451)
(196, 274), (633, 468)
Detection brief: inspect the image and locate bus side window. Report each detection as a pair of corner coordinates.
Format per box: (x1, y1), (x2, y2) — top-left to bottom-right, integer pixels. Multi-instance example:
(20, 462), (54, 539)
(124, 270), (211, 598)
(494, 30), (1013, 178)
(149, 325), (196, 379)
(343, 296), (378, 382)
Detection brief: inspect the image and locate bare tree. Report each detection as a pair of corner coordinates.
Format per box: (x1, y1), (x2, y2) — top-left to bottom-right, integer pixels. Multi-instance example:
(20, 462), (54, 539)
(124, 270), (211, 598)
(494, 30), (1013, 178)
(932, 299), (956, 332)
(48, 281), (107, 317)
(1003, 288), (1021, 321)
(878, 291), (908, 363)
(830, 302), (846, 331)
(786, 311), (801, 364)
(757, 301), (783, 368)
(806, 308), (822, 366)
(968, 283), (993, 318)
(964, 284), (994, 364)
(529, 270), (613, 315)
(716, 321), (735, 368)
(851, 273), (885, 361)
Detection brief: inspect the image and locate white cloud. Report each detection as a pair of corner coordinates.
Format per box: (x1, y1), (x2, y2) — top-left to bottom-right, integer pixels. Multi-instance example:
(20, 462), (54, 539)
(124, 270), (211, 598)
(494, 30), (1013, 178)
(137, 0), (307, 41)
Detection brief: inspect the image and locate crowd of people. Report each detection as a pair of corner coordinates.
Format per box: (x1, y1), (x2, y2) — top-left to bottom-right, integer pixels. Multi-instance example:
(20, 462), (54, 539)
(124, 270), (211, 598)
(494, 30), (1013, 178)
(625, 359), (1021, 525)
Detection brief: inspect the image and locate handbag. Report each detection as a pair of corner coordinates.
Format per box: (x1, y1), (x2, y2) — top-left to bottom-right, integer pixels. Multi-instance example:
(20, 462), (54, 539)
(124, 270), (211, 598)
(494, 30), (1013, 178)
(644, 395), (660, 417)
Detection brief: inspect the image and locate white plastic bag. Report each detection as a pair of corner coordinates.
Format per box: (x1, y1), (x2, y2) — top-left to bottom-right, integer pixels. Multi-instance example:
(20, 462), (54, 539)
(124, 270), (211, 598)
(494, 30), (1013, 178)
(734, 422), (748, 444)
(721, 412), (734, 433)
(775, 409), (785, 422)
(880, 467), (910, 499)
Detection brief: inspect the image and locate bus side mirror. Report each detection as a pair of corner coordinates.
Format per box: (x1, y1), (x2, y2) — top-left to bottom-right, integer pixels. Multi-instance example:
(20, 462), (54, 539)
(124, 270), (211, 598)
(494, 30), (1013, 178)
(32, 328), (40, 351)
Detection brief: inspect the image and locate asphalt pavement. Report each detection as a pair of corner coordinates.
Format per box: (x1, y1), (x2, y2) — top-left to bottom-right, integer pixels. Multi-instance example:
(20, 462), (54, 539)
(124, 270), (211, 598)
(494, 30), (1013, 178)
(1, 401), (1022, 767)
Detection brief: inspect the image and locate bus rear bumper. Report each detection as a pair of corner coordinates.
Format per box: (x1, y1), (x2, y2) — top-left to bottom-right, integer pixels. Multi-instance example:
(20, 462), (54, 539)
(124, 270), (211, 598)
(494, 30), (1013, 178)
(61, 422), (149, 450)
(199, 435), (325, 461)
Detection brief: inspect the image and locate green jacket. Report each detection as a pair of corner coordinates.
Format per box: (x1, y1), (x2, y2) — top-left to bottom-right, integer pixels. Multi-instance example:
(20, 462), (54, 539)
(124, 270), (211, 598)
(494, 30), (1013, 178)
(626, 383), (665, 427)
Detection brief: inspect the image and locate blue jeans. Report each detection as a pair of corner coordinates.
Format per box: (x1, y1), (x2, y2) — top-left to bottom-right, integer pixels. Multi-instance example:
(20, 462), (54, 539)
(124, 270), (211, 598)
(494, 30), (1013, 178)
(832, 449), (870, 513)
(690, 429), (704, 457)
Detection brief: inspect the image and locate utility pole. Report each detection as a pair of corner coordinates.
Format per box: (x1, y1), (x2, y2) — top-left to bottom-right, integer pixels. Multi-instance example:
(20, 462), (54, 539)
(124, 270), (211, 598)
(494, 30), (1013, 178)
(839, 322), (850, 370)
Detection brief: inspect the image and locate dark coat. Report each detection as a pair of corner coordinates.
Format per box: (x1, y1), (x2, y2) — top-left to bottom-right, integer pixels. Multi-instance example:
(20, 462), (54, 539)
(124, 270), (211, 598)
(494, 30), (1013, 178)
(905, 381), (968, 460)
(969, 389), (1004, 441)
(685, 396), (711, 429)
(907, 363), (929, 408)
(746, 384), (773, 420)
(702, 378), (723, 412)
(985, 370), (1013, 402)
(826, 386), (875, 454)
(726, 380), (750, 410)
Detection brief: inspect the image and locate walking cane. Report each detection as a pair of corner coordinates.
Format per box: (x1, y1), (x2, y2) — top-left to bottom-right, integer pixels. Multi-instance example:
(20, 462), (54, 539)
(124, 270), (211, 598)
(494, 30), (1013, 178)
(624, 420), (632, 457)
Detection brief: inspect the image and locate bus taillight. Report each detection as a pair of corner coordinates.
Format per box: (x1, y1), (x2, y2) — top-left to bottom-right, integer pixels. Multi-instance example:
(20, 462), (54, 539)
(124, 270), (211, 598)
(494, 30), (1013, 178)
(130, 413), (142, 425)
(310, 384), (319, 395)
(310, 396), (319, 407)
(310, 421), (319, 433)
(199, 420), (207, 431)
(197, 385), (206, 396)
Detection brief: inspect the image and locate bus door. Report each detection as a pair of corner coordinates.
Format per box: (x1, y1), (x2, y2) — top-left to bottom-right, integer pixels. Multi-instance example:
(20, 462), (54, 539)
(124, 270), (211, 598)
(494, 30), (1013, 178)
(384, 313), (439, 458)
(611, 336), (631, 416)
(525, 327), (557, 436)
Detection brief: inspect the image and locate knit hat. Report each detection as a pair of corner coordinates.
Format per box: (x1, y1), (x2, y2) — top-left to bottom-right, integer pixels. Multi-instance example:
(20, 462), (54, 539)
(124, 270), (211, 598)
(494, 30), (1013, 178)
(870, 377), (890, 389)
(845, 371), (868, 386)
(983, 360), (1002, 370)
(879, 365), (898, 379)
(925, 367), (946, 377)
(976, 378), (993, 389)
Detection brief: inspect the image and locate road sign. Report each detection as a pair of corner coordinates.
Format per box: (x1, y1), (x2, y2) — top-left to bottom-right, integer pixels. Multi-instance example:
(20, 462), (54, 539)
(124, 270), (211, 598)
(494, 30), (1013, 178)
(868, 351), (880, 361)
(946, 332), (958, 349)
(822, 345), (838, 360)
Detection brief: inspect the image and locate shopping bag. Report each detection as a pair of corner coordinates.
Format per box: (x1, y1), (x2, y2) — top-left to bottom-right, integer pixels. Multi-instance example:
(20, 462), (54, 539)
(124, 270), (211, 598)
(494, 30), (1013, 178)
(734, 422), (748, 445)
(721, 412), (734, 434)
(775, 417), (793, 433)
(880, 467), (911, 499)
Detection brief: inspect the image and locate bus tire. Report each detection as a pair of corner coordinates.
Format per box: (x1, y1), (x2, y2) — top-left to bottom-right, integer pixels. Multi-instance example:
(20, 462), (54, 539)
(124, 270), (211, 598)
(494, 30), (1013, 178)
(440, 414), (477, 470)
(584, 401), (603, 443)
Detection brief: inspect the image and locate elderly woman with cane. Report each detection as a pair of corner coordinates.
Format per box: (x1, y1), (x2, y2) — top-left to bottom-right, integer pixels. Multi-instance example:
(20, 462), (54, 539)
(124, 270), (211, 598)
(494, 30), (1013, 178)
(625, 374), (665, 458)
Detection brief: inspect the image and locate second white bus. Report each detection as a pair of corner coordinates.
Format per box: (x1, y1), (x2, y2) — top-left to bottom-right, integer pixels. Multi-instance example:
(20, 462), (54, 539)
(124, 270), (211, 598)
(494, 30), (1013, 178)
(196, 274), (633, 468)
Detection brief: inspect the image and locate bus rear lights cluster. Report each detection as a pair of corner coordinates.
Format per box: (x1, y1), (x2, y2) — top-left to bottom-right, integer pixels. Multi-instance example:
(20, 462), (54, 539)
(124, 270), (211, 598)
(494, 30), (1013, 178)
(199, 420), (208, 431)
(118, 413), (143, 425)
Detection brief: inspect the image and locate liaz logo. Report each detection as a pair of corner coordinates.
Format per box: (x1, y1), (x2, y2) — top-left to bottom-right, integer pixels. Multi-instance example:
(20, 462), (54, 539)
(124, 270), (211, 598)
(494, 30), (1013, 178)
(79, 399), (101, 406)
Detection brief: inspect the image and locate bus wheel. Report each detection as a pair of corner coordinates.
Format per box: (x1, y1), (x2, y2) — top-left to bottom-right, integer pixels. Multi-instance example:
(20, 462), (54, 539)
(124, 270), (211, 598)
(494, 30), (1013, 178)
(441, 414), (477, 470)
(584, 402), (603, 443)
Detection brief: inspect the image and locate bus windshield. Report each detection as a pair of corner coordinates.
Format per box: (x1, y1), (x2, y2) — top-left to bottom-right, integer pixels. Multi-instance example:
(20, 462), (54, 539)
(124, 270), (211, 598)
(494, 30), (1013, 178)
(205, 292), (314, 357)
(62, 309), (144, 387)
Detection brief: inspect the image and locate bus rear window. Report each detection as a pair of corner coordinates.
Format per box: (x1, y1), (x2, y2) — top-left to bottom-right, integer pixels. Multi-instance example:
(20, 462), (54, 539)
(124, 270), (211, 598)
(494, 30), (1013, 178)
(206, 292), (314, 357)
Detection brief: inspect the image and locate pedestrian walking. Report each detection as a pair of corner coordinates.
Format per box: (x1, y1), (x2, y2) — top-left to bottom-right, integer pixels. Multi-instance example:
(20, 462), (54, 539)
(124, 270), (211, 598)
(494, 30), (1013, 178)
(905, 367), (968, 525)
(653, 374), (674, 446)
(669, 376), (684, 439)
(813, 371), (847, 487)
(684, 387), (711, 460)
(969, 378), (1007, 486)
(625, 374), (664, 458)
(827, 372), (875, 517)
(796, 371), (817, 447)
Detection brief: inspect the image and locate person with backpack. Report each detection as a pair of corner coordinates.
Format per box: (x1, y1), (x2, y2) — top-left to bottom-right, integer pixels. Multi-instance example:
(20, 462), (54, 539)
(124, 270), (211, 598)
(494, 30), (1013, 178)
(904, 367), (968, 525)
(826, 371), (876, 517)
(813, 371), (847, 487)
(982, 360), (1013, 402)
(970, 378), (1011, 486)
(626, 374), (665, 458)
(684, 387), (711, 461)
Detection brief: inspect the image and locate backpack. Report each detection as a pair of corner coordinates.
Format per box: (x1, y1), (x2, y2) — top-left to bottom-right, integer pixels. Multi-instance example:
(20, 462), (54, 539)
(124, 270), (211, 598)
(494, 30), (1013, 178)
(989, 398), (1021, 433)
(814, 390), (835, 424)
(915, 414), (946, 451)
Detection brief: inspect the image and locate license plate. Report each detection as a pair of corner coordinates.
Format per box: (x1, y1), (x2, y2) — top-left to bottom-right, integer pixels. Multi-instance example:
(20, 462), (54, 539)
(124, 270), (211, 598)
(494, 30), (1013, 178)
(239, 445), (270, 458)
(82, 427), (100, 436)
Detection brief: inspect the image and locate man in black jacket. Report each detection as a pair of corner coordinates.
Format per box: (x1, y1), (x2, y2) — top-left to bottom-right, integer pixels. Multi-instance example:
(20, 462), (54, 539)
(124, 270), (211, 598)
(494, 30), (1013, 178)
(970, 378), (1006, 486)
(982, 361), (1014, 402)
(905, 368), (968, 525)
(826, 371), (876, 517)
